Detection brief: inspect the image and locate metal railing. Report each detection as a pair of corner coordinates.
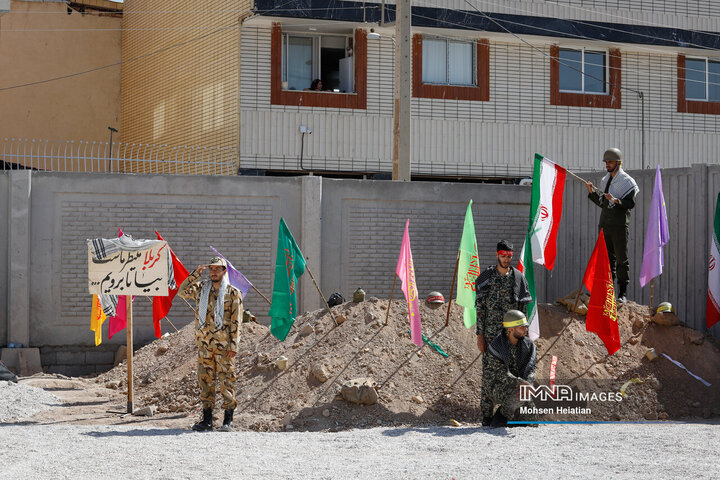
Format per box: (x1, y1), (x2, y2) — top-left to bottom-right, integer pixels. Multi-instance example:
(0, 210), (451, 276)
(0, 138), (239, 176)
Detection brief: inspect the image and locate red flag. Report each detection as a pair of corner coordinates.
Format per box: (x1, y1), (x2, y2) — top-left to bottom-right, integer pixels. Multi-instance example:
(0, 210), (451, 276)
(152, 231), (190, 337)
(582, 230), (621, 355)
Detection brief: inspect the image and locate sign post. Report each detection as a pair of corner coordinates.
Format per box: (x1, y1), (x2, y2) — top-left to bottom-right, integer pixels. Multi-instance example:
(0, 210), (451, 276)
(88, 241), (169, 413)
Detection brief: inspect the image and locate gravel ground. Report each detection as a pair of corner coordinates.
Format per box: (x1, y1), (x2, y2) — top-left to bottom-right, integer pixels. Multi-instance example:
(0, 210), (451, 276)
(0, 381), (62, 422)
(1, 423), (718, 479)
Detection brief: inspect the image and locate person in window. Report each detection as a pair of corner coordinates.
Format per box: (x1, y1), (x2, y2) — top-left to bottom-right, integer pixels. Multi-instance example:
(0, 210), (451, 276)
(309, 79), (323, 91)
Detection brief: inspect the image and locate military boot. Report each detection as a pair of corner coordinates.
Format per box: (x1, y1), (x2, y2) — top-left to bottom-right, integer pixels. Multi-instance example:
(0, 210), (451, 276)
(219, 409), (234, 432)
(490, 410), (508, 428)
(617, 285), (628, 305)
(192, 408), (213, 432)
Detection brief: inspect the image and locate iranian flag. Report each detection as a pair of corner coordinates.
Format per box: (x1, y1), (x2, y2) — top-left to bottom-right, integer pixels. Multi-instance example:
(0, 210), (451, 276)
(707, 193), (720, 329)
(518, 154), (567, 340)
(519, 154), (566, 271)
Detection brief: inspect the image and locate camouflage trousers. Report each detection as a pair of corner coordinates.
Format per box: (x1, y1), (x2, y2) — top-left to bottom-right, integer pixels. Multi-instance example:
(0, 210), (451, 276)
(480, 355), (494, 418)
(197, 348), (237, 410)
(486, 380), (536, 420)
(480, 356), (535, 420)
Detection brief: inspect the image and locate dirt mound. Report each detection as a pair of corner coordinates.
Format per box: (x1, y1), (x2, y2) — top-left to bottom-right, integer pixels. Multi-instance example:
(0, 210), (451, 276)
(95, 298), (720, 431)
(535, 302), (720, 421)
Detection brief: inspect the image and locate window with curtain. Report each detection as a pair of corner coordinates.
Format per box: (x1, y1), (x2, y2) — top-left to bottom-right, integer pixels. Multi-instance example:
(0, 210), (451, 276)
(281, 33), (353, 92)
(685, 58), (720, 101)
(558, 48), (607, 94)
(422, 37), (475, 86)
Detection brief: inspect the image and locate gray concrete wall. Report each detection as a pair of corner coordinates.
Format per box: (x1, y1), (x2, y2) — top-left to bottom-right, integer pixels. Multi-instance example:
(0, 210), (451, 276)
(26, 173), (302, 350)
(2, 168), (717, 374)
(0, 172), (8, 345)
(320, 179), (537, 304)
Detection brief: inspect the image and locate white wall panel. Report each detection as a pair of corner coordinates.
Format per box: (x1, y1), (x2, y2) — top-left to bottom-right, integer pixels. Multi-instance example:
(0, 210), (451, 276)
(354, 0), (720, 31)
(240, 21), (720, 176)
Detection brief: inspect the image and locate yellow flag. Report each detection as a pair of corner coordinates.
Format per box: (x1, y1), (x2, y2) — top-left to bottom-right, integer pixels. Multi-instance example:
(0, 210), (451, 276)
(90, 295), (106, 346)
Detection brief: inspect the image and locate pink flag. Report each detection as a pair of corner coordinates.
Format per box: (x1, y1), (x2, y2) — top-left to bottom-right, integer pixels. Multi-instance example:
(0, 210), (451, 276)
(395, 219), (422, 347)
(108, 295), (129, 339)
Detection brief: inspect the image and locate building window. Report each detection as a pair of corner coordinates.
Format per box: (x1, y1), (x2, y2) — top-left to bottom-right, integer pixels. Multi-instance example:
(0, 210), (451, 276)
(685, 58), (720, 101)
(550, 45), (621, 109)
(558, 48), (607, 94)
(422, 37), (476, 86)
(271, 25), (367, 109)
(678, 55), (720, 114)
(413, 35), (489, 101)
(281, 34), (354, 92)
(677, 55), (720, 115)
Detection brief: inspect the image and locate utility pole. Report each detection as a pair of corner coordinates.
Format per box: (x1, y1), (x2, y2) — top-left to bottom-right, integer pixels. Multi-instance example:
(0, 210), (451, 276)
(393, 0), (411, 181)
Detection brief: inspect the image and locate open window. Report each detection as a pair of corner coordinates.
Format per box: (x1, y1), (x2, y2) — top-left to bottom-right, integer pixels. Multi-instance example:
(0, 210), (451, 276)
(413, 34), (489, 101)
(678, 55), (720, 114)
(550, 45), (621, 109)
(271, 24), (367, 109)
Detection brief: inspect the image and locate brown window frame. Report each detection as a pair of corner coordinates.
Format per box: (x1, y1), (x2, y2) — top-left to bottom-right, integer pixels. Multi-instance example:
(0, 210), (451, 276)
(412, 34), (490, 101)
(271, 24), (367, 109)
(550, 45), (622, 109)
(677, 54), (720, 114)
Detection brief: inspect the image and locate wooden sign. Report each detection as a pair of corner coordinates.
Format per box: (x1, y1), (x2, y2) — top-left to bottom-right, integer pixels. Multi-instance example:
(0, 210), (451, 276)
(88, 242), (169, 296)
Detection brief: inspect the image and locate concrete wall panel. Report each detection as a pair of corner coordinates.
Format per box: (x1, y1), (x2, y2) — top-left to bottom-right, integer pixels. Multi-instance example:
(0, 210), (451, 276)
(27, 173), (302, 346)
(0, 172), (8, 344)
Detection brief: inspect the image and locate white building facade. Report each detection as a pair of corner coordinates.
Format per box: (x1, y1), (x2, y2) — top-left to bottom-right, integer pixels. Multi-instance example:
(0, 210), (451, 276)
(239, 0), (720, 179)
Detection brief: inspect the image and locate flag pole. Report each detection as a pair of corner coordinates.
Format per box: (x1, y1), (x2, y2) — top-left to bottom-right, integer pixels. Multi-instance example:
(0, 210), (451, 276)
(650, 279), (654, 314)
(143, 296), (179, 332)
(446, 250), (460, 326)
(304, 264), (339, 325)
(251, 284), (272, 305)
(126, 295), (134, 414)
(570, 280), (585, 322)
(565, 169), (602, 193)
(385, 276), (397, 326)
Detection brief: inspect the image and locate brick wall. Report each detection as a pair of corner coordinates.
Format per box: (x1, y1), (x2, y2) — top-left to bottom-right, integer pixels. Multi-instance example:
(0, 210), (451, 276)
(120, 0), (250, 160)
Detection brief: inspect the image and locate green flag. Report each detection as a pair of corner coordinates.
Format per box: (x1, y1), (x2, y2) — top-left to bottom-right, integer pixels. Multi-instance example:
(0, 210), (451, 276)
(269, 218), (306, 341)
(456, 200), (481, 328)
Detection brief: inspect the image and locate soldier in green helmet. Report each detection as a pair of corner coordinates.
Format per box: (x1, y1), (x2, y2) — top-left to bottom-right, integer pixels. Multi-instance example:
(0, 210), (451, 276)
(585, 147), (639, 305)
(483, 310), (537, 428)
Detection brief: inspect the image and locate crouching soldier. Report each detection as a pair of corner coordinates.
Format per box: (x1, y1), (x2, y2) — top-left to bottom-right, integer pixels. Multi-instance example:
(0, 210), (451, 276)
(484, 310), (537, 428)
(179, 256), (242, 432)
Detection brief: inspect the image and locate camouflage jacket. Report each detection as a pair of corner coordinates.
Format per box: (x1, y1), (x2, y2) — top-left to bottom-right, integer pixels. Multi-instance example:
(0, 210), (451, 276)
(486, 332), (537, 389)
(178, 271), (242, 353)
(475, 266), (530, 338)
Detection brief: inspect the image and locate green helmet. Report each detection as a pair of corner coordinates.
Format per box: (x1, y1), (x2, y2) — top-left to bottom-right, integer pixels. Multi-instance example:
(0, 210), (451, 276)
(603, 147), (623, 163)
(353, 288), (366, 303)
(503, 310), (528, 328)
(657, 302), (675, 314)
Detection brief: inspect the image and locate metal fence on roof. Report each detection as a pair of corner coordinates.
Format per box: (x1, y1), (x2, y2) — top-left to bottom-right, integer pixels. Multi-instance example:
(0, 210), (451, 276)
(0, 138), (238, 176)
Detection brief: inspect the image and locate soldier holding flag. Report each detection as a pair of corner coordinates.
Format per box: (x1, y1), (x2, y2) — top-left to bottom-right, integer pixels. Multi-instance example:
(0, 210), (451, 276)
(586, 148), (639, 304)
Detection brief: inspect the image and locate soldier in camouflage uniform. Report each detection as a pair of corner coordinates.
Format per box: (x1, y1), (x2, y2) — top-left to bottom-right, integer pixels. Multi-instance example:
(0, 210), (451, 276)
(484, 310), (537, 428)
(179, 256), (242, 432)
(475, 240), (531, 426)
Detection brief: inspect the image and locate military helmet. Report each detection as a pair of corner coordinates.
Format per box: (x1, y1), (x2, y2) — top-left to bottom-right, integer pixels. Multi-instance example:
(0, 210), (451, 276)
(656, 302), (675, 314)
(353, 288), (366, 303)
(503, 309), (528, 328)
(603, 147), (623, 163)
(328, 292), (345, 307)
(426, 291), (445, 304)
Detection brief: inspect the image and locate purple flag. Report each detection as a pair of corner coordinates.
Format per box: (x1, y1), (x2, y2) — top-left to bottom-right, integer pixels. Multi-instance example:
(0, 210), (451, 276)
(209, 246), (253, 298)
(639, 165), (670, 287)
